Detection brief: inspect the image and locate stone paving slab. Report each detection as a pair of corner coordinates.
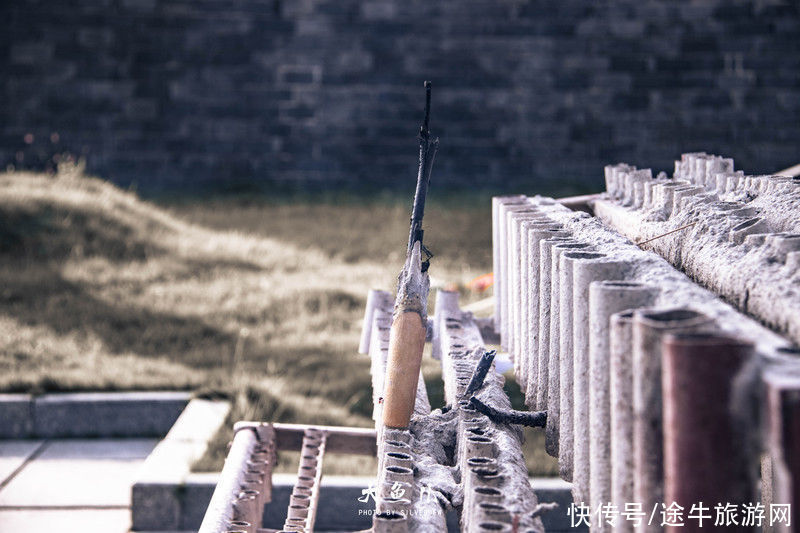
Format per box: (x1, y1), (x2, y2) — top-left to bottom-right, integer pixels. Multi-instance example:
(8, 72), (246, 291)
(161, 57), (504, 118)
(0, 394), (205, 533)
(0, 458), (145, 507)
(0, 440), (43, 485)
(0, 509), (131, 533)
(0, 439), (158, 507)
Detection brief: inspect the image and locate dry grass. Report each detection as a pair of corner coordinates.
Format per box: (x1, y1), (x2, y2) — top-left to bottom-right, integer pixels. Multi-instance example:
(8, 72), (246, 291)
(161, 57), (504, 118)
(0, 167), (557, 476)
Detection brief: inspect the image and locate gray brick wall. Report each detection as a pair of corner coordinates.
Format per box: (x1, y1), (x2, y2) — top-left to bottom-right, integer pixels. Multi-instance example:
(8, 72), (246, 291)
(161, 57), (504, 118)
(1, 0), (799, 193)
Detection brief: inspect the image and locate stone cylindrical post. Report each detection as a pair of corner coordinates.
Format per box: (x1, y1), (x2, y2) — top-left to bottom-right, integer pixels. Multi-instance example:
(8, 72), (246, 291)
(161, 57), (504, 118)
(498, 202), (530, 348)
(588, 282), (659, 528)
(570, 254), (631, 505)
(605, 164), (626, 198)
(360, 289), (392, 355)
(492, 195), (526, 335)
(629, 169), (652, 208)
(610, 310), (637, 533)
(546, 241), (592, 458)
(510, 212), (549, 359)
(517, 221), (560, 396)
(504, 205), (542, 352)
(384, 451), (413, 470)
(558, 250), (607, 481)
(633, 308), (713, 533)
(533, 232), (571, 410)
(653, 182), (686, 217)
(383, 465), (414, 484)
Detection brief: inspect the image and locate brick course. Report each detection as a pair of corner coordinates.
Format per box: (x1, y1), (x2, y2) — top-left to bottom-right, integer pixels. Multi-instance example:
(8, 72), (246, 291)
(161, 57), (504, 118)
(1, 0), (798, 193)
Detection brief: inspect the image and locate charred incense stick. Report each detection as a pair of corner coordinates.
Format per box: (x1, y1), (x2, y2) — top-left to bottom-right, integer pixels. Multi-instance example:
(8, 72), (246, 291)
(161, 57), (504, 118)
(407, 80), (438, 271)
(636, 221), (697, 248)
(382, 82), (439, 429)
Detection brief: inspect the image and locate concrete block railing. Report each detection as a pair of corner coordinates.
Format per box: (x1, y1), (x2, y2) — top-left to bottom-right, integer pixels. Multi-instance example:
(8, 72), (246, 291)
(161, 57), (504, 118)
(196, 422), (378, 533)
(435, 290), (546, 533)
(195, 283), (573, 532)
(594, 153), (800, 345)
(360, 287), (551, 532)
(493, 158), (800, 531)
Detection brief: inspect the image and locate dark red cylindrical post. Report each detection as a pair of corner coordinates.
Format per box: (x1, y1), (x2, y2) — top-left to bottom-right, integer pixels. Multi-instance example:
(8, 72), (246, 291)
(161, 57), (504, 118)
(765, 368), (800, 532)
(662, 332), (753, 532)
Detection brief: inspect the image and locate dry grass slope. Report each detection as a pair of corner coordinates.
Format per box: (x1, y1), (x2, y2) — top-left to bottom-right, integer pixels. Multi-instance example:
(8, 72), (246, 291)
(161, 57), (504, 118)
(0, 168), (557, 476)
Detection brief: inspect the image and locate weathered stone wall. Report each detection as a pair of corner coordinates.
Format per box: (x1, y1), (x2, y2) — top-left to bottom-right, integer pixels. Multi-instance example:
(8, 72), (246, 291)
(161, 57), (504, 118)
(2, 1), (799, 192)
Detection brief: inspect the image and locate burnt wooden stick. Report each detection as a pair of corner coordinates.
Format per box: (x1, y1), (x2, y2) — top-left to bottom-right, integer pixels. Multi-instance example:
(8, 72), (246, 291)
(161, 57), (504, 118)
(463, 350), (497, 398)
(382, 82), (437, 430)
(406, 80), (438, 267)
(470, 396), (547, 428)
(383, 242), (429, 429)
(383, 314), (427, 428)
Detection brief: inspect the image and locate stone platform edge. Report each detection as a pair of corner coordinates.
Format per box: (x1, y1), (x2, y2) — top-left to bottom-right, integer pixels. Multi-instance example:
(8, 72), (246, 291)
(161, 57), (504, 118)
(0, 391), (193, 439)
(132, 398), (231, 531)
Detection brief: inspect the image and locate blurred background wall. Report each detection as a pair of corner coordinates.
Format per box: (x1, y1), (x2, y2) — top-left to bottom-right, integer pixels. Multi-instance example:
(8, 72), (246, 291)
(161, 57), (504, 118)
(1, 0), (798, 194)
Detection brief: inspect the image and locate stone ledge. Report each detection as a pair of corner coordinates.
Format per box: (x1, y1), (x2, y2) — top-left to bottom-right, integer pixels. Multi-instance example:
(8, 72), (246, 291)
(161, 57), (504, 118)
(131, 399), (230, 532)
(0, 395), (33, 439)
(0, 392), (191, 439)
